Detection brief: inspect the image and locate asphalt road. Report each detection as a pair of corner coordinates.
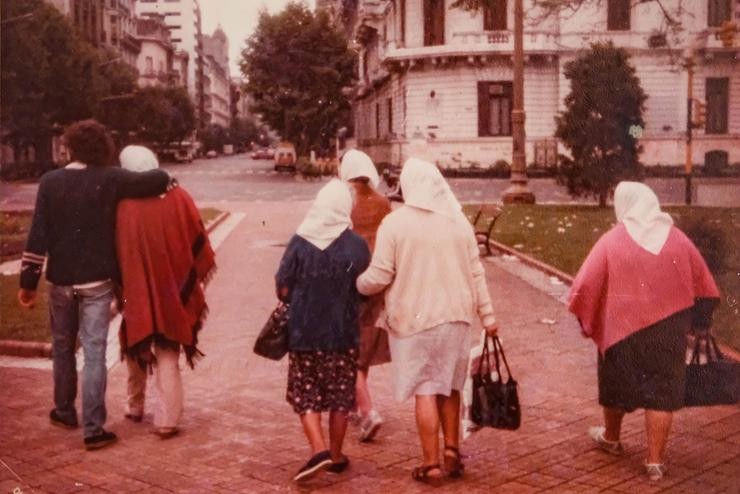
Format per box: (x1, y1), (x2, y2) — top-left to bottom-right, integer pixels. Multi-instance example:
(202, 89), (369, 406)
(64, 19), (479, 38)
(1, 153), (738, 209)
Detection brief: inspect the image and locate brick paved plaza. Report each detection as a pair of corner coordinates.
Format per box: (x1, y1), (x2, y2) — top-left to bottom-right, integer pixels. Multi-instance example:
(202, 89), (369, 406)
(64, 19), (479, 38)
(1, 201), (738, 493)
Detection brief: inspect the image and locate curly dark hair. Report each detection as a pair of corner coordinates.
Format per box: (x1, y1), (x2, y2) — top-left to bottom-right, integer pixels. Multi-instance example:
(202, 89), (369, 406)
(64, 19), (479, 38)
(64, 119), (114, 167)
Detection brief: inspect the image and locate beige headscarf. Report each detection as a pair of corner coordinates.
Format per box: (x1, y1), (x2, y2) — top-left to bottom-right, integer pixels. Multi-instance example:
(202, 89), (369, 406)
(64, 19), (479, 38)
(400, 158), (465, 221)
(296, 178), (353, 250)
(340, 149), (380, 189)
(614, 181), (673, 255)
(119, 145), (159, 172)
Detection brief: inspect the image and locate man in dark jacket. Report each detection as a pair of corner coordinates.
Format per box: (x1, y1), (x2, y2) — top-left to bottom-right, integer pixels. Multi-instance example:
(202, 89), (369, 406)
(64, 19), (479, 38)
(17, 120), (171, 450)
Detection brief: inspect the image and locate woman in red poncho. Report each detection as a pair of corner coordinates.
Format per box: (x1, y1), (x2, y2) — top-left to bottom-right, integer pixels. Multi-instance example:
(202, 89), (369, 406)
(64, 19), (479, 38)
(116, 145), (215, 439)
(569, 181), (719, 482)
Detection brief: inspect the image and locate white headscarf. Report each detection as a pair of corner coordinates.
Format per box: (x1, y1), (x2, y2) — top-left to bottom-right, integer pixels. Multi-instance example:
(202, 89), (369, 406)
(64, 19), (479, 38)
(296, 179), (353, 250)
(340, 149), (380, 189)
(400, 158), (465, 221)
(119, 145), (159, 172)
(614, 181), (673, 255)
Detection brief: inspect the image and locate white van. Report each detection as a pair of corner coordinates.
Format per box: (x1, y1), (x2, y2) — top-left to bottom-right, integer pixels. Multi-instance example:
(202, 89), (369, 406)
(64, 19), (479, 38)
(274, 142), (296, 171)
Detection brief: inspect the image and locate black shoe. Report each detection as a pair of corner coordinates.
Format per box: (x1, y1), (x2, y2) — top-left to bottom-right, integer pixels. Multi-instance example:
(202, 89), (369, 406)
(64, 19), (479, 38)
(327, 455), (350, 474)
(84, 430), (118, 451)
(124, 413), (143, 423)
(293, 450), (332, 482)
(50, 409), (78, 430)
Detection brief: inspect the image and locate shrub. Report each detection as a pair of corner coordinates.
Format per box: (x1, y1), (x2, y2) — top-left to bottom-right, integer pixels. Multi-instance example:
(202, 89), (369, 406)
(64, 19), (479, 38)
(676, 216), (730, 274)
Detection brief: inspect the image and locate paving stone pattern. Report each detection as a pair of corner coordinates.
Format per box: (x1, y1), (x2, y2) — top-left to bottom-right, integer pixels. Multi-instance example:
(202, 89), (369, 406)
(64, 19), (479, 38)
(1, 201), (738, 493)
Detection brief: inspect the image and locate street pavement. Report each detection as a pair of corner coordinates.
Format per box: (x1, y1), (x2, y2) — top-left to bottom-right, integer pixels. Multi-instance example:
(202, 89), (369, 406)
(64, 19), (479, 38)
(1, 201), (738, 493)
(1, 154), (739, 209)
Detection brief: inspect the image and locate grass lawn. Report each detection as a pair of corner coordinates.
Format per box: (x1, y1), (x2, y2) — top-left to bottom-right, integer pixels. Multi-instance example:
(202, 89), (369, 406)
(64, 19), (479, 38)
(465, 204), (740, 351)
(0, 210), (33, 263)
(0, 274), (50, 342)
(0, 207), (222, 343)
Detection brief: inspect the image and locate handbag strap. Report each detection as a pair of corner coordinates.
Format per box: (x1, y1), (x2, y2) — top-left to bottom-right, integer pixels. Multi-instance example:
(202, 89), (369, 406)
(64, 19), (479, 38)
(492, 336), (514, 381)
(478, 334), (494, 378)
(689, 333), (725, 364)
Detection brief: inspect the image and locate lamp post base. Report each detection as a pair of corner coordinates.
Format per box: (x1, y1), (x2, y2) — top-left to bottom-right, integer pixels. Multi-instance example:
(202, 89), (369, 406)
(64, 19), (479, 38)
(502, 183), (536, 204)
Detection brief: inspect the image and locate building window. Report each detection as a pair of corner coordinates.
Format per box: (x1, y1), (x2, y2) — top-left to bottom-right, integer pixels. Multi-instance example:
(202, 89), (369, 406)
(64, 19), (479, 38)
(708, 0), (731, 27)
(424, 0), (445, 46)
(376, 102), (381, 139)
(478, 81), (512, 136)
(484, 0), (507, 30)
(171, 38), (182, 43)
(706, 78), (729, 134)
(387, 98), (393, 134)
(145, 56), (153, 75)
(607, 0), (630, 31)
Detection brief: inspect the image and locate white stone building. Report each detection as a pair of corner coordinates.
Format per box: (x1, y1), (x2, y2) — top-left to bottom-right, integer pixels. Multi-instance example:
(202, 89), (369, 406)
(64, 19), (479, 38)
(352, 0), (740, 170)
(136, 0), (205, 120)
(202, 28), (231, 128)
(135, 14), (175, 87)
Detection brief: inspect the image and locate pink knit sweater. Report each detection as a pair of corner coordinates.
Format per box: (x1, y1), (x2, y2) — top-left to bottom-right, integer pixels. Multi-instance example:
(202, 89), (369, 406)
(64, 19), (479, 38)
(569, 224), (720, 353)
(356, 206), (496, 337)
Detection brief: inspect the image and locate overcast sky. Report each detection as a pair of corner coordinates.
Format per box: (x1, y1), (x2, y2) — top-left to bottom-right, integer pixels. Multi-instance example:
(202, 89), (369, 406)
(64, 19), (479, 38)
(200, 0), (316, 77)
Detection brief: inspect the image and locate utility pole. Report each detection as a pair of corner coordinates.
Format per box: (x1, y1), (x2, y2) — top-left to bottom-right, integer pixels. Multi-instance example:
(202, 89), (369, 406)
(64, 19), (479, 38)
(503, 0), (535, 204)
(684, 53), (694, 205)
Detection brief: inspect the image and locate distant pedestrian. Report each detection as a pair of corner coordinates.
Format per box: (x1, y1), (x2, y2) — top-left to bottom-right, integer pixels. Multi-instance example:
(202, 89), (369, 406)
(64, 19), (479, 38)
(356, 158), (498, 485)
(275, 179), (370, 482)
(569, 181), (720, 481)
(339, 149), (392, 442)
(115, 145), (215, 439)
(17, 120), (171, 450)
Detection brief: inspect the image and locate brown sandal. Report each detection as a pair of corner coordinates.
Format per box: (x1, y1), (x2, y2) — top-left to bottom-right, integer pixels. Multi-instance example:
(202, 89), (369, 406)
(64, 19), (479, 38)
(411, 464), (443, 486)
(443, 446), (465, 478)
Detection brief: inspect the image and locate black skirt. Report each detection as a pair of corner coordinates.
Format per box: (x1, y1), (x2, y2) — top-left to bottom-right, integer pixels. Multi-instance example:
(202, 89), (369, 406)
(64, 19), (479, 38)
(598, 309), (691, 412)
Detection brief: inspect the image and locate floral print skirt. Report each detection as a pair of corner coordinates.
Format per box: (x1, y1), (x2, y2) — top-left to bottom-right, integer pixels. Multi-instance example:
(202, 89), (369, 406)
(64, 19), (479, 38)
(286, 349), (358, 415)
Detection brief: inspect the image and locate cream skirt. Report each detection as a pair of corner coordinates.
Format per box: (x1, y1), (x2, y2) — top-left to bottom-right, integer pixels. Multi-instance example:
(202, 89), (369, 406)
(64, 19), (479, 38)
(388, 321), (471, 402)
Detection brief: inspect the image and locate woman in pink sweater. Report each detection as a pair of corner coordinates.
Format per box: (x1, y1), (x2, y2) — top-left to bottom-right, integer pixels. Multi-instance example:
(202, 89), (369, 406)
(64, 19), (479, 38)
(357, 158), (498, 485)
(569, 181), (719, 482)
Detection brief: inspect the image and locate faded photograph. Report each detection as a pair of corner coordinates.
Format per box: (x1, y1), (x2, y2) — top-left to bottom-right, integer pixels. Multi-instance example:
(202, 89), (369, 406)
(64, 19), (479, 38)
(1, 0), (738, 492)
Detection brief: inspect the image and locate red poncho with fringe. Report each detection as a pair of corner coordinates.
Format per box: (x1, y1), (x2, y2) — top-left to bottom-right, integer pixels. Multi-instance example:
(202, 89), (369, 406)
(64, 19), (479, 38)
(116, 186), (216, 367)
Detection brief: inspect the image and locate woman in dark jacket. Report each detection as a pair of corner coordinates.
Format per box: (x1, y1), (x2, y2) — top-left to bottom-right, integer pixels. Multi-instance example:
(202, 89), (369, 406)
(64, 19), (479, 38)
(275, 179), (370, 482)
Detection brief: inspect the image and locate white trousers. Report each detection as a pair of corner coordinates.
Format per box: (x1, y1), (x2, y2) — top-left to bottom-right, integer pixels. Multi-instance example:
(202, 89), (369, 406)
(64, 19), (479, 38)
(126, 347), (183, 428)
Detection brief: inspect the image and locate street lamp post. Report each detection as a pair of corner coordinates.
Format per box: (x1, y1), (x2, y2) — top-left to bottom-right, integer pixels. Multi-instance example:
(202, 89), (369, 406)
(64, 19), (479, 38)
(684, 51), (694, 205)
(502, 0), (535, 204)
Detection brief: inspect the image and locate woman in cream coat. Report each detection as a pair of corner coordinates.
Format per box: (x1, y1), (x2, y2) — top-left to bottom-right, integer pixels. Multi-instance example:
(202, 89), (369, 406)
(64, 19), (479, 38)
(357, 158), (498, 485)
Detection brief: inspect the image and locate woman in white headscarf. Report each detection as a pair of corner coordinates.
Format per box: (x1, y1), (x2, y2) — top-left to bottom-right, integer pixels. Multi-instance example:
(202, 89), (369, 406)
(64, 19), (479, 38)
(339, 150), (392, 443)
(356, 158), (498, 485)
(569, 181), (719, 481)
(275, 179), (371, 482)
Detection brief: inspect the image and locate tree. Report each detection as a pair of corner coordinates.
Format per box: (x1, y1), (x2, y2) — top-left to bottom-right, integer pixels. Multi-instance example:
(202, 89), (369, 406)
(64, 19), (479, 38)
(200, 124), (228, 153)
(240, 2), (356, 156)
(131, 86), (196, 151)
(554, 42), (647, 207)
(1, 0), (137, 166)
(230, 117), (267, 151)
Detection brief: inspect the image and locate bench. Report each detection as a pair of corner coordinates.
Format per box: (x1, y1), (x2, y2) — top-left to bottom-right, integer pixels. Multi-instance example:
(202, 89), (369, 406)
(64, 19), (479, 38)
(472, 204), (503, 256)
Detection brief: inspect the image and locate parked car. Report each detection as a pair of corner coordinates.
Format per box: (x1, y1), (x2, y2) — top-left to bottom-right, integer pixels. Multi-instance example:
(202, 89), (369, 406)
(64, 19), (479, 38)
(250, 147), (274, 160)
(274, 143), (296, 171)
(206, 150), (218, 159)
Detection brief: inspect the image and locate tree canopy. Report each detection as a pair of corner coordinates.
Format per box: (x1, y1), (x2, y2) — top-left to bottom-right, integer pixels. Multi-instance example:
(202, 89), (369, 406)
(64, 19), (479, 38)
(135, 86), (196, 150)
(555, 42), (647, 206)
(240, 2), (356, 156)
(1, 0), (136, 163)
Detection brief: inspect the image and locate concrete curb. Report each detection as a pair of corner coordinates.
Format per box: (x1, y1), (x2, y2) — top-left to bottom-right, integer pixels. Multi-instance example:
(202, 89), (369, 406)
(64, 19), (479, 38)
(486, 238), (574, 284)
(485, 238), (740, 362)
(0, 210), (232, 359)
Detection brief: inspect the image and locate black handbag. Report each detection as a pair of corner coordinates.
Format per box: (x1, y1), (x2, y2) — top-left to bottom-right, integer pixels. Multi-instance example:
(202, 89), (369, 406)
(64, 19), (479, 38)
(684, 333), (739, 407)
(471, 335), (521, 430)
(253, 302), (289, 360)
